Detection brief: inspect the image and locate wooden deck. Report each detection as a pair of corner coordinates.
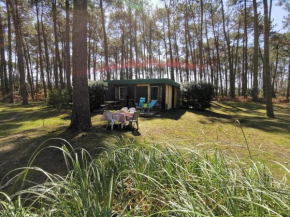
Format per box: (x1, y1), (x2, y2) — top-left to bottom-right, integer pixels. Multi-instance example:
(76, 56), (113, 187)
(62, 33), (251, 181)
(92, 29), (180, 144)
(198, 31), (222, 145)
(139, 110), (160, 117)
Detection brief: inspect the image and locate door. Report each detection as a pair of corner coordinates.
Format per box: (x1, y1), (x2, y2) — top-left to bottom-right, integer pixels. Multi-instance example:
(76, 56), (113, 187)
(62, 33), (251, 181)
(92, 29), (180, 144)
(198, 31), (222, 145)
(136, 86), (148, 105)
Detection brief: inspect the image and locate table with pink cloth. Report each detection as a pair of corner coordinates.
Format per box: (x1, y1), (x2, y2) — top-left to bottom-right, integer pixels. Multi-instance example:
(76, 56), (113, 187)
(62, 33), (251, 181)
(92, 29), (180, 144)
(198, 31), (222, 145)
(102, 111), (134, 127)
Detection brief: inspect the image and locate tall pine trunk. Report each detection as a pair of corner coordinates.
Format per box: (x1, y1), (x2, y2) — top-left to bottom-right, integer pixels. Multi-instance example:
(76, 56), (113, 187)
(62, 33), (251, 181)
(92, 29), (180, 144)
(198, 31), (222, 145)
(36, 0), (47, 98)
(198, 0), (204, 81)
(221, 0), (234, 98)
(8, 0), (28, 104)
(65, 0), (72, 92)
(41, 6), (52, 91)
(70, 0), (92, 130)
(286, 60), (290, 101)
(100, 0), (110, 80)
(7, 0), (13, 103)
(252, 0), (259, 101)
(52, 0), (62, 88)
(0, 13), (8, 100)
(263, 0), (274, 118)
(242, 0), (248, 97)
(166, 4), (174, 81)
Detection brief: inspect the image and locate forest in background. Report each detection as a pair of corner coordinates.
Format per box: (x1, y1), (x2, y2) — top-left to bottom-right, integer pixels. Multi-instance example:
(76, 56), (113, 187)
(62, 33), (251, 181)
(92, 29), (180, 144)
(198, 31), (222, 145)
(0, 0), (290, 107)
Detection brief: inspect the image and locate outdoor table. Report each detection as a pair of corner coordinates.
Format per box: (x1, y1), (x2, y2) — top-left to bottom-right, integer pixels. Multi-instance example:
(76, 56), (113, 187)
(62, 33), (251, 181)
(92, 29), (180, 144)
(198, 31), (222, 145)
(104, 101), (122, 109)
(102, 111), (134, 129)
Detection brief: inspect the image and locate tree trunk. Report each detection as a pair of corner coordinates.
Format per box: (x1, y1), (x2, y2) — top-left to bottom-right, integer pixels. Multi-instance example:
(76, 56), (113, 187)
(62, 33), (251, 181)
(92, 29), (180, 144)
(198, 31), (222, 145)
(252, 0), (259, 101)
(221, 0), (234, 98)
(36, 0), (47, 98)
(65, 0), (72, 92)
(185, 8), (189, 82)
(7, 0), (13, 103)
(134, 11), (139, 79)
(271, 45), (279, 91)
(52, 0), (62, 88)
(0, 13), (8, 101)
(166, 4), (174, 81)
(22, 39), (34, 99)
(163, 21), (169, 79)
(173, 23), (181, 83)
(8, 0), (28, 104)
(100, 0), (110, 80)
(41, 6), (52, 91)
(93, 45), (96, 81)
(263, 0), (275, 118)
(199, 0), (204, 81)
(87, 19), (91, 80)
(242, 0), (248, 97)
(129, 5), (133, 79)
(70, 0), (92, 130)
(286, 59), (290, 101)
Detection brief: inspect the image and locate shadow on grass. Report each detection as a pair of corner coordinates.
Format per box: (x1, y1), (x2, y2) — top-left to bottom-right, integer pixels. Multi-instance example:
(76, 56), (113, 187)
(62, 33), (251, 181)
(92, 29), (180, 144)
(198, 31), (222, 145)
(188, 103), (290, 136)
(0, 117), (143, 193)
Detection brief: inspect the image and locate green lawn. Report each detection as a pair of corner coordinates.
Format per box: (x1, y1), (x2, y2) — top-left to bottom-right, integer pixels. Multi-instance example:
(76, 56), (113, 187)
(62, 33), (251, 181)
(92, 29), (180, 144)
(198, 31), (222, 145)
(0, 100), (290, 181)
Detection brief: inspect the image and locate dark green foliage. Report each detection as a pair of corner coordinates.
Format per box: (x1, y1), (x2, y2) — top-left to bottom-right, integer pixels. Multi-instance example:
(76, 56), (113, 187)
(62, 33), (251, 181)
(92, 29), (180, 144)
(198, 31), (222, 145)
(181, 82), (214, 110)
(47, 89), (72, 108)
(88, 81), (108, 111)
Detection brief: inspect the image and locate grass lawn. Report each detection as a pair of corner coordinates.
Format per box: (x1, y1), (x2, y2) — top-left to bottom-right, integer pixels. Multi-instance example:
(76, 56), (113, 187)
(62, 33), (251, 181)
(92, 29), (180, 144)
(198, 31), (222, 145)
(0, 100), (290, 183)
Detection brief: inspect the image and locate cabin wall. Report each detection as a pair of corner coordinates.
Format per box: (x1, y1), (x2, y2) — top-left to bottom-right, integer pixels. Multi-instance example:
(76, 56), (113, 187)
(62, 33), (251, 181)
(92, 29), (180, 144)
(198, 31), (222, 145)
(107, 83), (179, 109)
(165, 84), (172, 110)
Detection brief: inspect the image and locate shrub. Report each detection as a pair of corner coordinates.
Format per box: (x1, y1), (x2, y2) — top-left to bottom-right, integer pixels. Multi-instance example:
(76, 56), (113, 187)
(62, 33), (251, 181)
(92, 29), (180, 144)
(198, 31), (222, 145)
(88, 81), (108, 111)
(181, 82), (214, 110)
(47, 89), (72, 108)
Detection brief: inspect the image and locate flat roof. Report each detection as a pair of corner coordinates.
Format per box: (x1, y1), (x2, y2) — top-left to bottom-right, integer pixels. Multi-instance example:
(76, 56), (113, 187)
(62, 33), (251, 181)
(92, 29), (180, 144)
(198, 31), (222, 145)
(106, 79), (180, 88)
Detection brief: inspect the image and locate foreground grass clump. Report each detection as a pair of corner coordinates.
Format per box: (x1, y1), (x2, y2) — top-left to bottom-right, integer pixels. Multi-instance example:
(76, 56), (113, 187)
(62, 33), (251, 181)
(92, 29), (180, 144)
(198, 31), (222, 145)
(1, 139), (290, 216)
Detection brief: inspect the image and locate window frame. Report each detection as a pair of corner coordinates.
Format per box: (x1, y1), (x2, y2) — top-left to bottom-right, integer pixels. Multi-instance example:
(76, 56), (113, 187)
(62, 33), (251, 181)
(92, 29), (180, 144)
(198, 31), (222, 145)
(119, 87), (125, 100)
(151, 86), (159, 101)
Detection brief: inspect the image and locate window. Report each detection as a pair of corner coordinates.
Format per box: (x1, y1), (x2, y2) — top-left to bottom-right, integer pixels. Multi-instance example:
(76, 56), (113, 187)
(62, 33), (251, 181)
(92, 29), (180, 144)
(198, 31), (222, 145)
(119, 87), (125, 100)
(151, 86), (159, 100)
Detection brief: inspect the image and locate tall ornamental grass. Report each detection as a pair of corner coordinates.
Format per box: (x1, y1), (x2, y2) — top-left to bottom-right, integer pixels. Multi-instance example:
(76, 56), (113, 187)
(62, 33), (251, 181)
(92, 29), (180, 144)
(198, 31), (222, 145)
(0, 139), (290, 216)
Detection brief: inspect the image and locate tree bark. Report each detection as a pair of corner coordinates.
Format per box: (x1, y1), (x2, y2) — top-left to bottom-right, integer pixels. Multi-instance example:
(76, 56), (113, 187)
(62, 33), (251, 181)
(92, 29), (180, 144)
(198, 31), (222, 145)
(41, 6), (52, 91)
(36, 0), (47, 98)
(70, 0), (92, 130)
(242, 0), (248, 97)
(52, 0), (62, 88)
(7, 0), (13, 103)
(252, 0), (259, 101)
(129, 4), (133, 79)
(22, 39), (34, 99)
(87, 18), (91, 80)
(100, 0), (110, 80)
(263, 0), (275, 118)
(0, 13), (8, 100)
(65, 0), (72, 92)
(165, 4), (174, 81)
(286, 59), (290, 101)
(8, 0), (28, 104)
(199, 0), (204, 81)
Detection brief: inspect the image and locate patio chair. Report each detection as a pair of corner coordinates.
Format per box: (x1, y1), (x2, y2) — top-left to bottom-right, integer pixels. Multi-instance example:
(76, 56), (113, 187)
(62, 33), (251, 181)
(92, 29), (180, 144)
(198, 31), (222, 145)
(129, 107), (136, 113)
(136, 97), (146, 110)
(121, 107), (128, 112)
(105, 111), (120, 130)
(148, 100), (157, 112)
(127, 111), (140, 130)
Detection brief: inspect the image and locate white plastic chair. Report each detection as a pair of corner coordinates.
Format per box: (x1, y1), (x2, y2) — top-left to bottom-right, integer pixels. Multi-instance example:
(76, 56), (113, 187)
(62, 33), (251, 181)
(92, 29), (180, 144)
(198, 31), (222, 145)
(121, 107), (128, 112)
(127, 111), (140, 130)
(128, 107), (136, 113)
(105, 111), (119, 130)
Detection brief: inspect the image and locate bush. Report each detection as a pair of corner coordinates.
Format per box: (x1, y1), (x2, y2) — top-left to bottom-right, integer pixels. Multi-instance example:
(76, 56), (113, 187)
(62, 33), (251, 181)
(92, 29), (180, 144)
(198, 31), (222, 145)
(47, 89), (72, 108)
(88, 81), (108, 111)
(181, 82), (214, 110)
